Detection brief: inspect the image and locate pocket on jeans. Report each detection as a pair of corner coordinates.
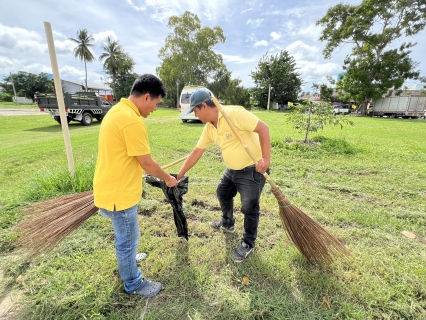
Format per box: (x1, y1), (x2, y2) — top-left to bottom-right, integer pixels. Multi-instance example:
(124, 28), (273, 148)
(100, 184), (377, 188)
(251, 170), (263, 184)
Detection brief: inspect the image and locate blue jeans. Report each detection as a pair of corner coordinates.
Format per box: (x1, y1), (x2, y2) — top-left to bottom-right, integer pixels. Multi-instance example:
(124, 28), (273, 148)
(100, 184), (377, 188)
(216, 166), (267, 248)
(99, 205), (143, 293)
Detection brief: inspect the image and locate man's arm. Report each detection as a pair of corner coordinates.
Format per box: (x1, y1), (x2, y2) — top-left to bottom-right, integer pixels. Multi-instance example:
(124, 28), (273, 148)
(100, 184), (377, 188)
(177, 147), (206, 180)
(136, 154), (178, 187)
(253, 120), (271, 174)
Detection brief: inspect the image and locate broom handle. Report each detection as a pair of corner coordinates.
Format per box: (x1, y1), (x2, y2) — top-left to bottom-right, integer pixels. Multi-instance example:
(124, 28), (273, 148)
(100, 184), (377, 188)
(161, 155), (189, 170)
(211, 97), (278, 189)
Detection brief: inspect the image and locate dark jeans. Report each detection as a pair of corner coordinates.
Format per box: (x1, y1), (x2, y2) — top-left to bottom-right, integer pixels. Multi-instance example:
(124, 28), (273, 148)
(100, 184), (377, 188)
(216, 165), (268, 248)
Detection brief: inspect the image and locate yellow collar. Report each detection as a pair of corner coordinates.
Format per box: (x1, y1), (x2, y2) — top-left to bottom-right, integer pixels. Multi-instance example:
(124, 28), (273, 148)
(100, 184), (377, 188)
(120, 98), (141, 117)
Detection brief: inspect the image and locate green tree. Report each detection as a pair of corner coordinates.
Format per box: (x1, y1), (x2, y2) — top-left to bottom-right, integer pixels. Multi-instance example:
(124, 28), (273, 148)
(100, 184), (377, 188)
(317, 0), (426, 115)
(99, 37), (123, 101)
(251, 50), (303, 109)
(287, 100), (354, 144)
(157, 11), (227, 106)
(1, 72), (54, 100)
(108, 52), (137, 100)
(312, 82), (335, 103)
(207, 70), (251, 107)
(69, 29), (95, 92)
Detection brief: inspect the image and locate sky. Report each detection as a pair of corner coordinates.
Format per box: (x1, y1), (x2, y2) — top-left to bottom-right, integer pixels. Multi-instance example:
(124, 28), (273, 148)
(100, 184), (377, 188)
(1, 0), (425, 93)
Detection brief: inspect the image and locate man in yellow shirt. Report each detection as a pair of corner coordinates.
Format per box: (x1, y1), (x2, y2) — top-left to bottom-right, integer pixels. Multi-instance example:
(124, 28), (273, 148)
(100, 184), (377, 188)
(177, 88), (271, 262)
(93, 74), (178, 298)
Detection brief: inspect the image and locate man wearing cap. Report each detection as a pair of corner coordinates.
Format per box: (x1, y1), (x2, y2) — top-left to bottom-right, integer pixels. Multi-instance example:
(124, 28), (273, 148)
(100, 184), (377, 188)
(177, 88), (270, 262)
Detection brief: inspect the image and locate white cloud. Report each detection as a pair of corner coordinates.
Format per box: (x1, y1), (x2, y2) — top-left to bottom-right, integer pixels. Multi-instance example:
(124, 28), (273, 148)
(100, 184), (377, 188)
(144, 0), (174, 23)
(0, 33), (18, 48)
(52, 30), (67, 40)
(297, 24), (322, 42)
(24, 63), (54, 74)
(54, 39), (75, 55)
(220, 53), (255, 64)
(254, 40), (268, 47)
(204, 9), (213, 20)
(93, 31), (118, 43)
(247, 19), (264, 28)
(0, 24), (42, 50)
(245, 34), (257, 43)
(270, 32), (280, 41)
(0, 56), (14, 73)
(126, 0), (146, 11)
(59, 66), (86, 77)
(14, 40), (46, 56)
(286, 40), (320, 61)
(137, 41), (158, 47)
(241, 8), (253, 14)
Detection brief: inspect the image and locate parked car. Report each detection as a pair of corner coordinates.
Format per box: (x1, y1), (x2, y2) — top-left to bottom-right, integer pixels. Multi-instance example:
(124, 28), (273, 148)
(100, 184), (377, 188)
(178, 85), (206, 122)
(334, 104), (350, 115)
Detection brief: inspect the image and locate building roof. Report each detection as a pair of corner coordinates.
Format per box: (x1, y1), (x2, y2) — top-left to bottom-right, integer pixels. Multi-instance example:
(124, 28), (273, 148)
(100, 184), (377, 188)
(60, 79), (111, 92)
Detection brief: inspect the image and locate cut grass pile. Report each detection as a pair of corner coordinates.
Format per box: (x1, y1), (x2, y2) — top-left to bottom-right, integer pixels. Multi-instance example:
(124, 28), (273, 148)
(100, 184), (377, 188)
(0, 109), (425, 319)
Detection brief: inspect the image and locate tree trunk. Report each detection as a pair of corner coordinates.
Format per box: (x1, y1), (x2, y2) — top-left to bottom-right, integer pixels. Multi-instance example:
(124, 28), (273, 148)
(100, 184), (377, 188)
(113, 75), (116, 102)
(304, 105), (312, 143)
(360, 98), (369, 116)
(84, 59), (88, 92)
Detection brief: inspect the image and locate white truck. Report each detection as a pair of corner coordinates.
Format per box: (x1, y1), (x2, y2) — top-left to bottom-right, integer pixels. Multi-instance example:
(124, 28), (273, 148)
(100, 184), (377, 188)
(334, 104), (350, 115)
(368, 96), (426, 119)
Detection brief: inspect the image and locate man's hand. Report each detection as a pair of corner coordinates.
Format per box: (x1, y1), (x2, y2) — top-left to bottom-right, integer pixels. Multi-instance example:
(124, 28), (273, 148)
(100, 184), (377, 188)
(256, 158), (270, 174)
(165, 175), (178, 187)
(177, 172), (185, 181)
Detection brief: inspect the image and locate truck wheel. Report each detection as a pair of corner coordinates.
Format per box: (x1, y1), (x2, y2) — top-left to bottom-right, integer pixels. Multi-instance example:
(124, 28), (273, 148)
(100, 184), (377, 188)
(54, 116), (71, 124)
(81, 112), (93, 126)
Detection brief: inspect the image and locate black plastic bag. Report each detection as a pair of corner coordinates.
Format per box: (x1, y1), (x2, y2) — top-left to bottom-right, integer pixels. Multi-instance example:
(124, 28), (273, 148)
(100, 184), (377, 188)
(144, 174), (189, 240)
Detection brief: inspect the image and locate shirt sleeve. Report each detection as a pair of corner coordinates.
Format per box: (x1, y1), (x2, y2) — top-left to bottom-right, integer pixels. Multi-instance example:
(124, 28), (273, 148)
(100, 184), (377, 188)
(196, 124), (213, 149)
(122, 122), (151, 156)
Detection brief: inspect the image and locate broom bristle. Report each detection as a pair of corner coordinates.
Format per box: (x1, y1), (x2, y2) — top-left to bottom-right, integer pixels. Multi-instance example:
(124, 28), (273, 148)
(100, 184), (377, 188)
(15, 191), (98, 259)
(270, 186), (350, 267)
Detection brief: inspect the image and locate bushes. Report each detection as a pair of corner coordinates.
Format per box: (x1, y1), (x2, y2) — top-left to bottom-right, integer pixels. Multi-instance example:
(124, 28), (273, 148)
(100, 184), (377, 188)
(0, 92), (13, 102)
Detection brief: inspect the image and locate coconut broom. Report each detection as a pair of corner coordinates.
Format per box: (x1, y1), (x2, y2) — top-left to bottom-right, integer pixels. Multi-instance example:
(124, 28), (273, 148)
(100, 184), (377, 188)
(15, 156), (189, 259)
(212, 97), (350, 267)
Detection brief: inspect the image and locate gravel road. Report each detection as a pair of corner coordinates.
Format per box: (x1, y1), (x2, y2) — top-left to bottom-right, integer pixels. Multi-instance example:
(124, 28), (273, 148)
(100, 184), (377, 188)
(0, 108), (48, 116)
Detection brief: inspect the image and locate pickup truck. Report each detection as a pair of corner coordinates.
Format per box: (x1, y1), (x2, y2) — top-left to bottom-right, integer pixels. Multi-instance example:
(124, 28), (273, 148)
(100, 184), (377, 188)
(334, 104), (350, 115)
(37, 92), (113, 126)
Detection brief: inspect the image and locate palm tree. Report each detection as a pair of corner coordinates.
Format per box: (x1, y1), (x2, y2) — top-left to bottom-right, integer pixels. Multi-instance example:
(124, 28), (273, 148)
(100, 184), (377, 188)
(69, 29), (95, 92)
(99, 37), (123, 101)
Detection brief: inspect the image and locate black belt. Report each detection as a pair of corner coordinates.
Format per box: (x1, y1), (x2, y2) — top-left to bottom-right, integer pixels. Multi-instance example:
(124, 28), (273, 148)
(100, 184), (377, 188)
(234, 164), (256, 171)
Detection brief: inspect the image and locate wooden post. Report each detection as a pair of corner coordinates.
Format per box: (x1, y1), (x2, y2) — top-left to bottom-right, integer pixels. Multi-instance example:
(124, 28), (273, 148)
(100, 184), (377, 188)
(44, 21), (75, 177)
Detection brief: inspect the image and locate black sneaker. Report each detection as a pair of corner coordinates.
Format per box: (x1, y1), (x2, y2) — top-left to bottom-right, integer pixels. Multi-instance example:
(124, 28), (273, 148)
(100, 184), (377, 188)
(232, 242), (254, 262)
(209, 220), (235, 233)
(127, 279), (163, 298)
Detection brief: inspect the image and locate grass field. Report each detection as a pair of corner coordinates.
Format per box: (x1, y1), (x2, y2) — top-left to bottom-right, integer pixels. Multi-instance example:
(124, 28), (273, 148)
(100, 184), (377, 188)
(0, 102), (39, 109)
(0, 109), (425, 319)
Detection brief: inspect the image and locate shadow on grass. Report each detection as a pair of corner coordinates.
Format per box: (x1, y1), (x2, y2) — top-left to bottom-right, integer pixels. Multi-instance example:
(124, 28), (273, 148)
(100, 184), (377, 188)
(23, 121), (102, 132)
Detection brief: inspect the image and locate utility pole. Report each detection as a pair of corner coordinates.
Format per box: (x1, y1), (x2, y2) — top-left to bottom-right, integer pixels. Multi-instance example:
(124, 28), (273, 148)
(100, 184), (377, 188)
(176, 79), (180, 109)
(10, 72), (17, 104)
(267, 84), (274, 111)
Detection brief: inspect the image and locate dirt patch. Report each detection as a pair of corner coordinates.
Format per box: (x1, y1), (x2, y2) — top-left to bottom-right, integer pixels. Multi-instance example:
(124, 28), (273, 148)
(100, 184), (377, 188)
(0, 256), (23, 319)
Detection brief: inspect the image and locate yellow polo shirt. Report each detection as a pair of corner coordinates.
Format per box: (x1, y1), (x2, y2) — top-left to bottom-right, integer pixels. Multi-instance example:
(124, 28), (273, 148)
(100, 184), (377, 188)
(93, 98), (150, 211)
(196, 105), (261, 170)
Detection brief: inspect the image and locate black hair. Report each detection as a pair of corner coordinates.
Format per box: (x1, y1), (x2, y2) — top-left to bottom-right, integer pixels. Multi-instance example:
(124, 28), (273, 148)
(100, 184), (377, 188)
(130, 74), (167, 99)
(196, 99), (215, 109)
